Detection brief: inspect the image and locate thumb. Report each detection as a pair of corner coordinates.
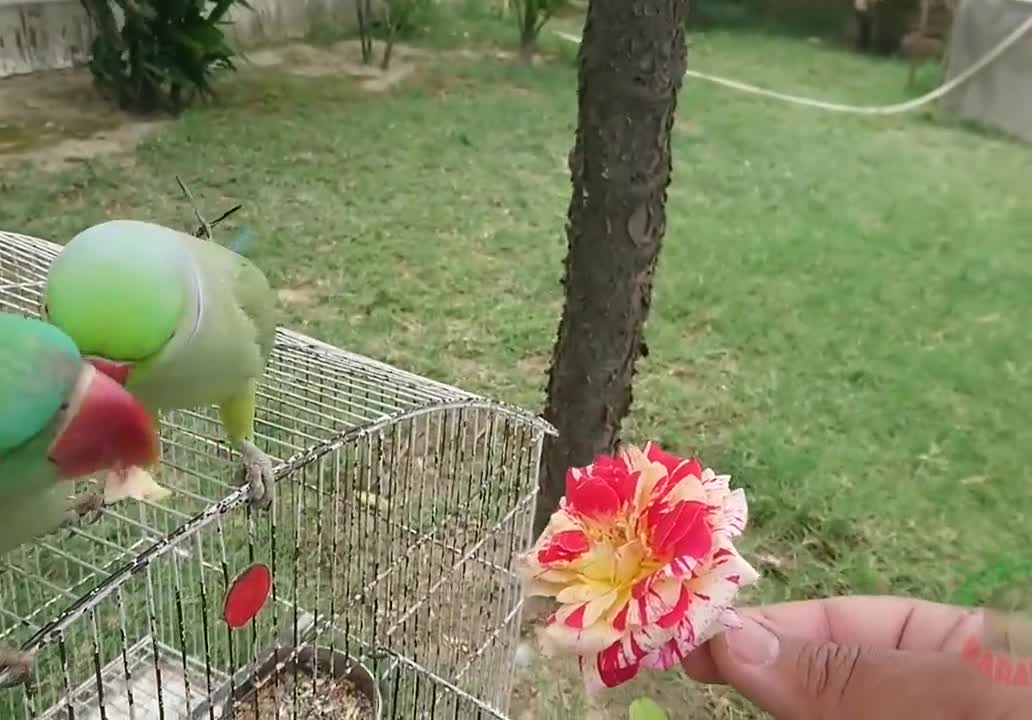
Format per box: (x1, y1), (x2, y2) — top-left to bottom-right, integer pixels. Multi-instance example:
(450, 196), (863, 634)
(707, 614), (1022, 720)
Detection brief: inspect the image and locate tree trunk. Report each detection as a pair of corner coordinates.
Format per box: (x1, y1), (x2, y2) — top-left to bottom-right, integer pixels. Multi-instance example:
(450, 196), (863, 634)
(518, 0), (538, 61)
(356, 0), (373, 64)
(534, 0), (689, 535)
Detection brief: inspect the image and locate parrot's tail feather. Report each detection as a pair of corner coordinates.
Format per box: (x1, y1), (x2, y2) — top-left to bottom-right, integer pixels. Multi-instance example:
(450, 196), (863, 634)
(103, 466), (172, 504)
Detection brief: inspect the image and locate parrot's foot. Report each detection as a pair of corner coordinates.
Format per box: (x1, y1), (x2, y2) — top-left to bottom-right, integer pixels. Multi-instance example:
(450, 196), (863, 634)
(102, 466), (171, 505)
(0, 649), (34, 688)
(238, 441), (274, 511)
(61, 490), (105, 530)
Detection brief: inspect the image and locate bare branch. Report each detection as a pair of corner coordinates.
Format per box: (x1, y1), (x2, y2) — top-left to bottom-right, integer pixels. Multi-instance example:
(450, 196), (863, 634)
(175, 176), (212, 240)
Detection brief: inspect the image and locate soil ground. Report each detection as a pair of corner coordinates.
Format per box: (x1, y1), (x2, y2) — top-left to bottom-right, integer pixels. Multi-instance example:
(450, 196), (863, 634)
(0, 40), (426, 173)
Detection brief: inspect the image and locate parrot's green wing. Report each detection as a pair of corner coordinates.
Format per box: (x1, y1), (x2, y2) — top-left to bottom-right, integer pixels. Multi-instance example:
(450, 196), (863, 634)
(0, 313), (81, 453)
(178, 232), (275, 445)
(183, 228), (276, 370)
(0, 314), (81, 551)
(231, 254), (277, 367)
(217, 256), (276, 446)
(0, 485), (67, 556)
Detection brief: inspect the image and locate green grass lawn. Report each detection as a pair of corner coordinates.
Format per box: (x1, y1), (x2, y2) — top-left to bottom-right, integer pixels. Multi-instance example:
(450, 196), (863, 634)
(3, 9), (1032, 718)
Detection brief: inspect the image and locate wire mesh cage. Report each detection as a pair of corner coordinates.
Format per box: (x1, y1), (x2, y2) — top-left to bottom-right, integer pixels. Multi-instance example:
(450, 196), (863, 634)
(0, 228), (554, 719)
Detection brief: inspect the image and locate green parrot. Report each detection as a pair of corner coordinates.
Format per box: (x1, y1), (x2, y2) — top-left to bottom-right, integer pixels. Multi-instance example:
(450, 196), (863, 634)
(0, 311), (159, 684)
(41, 219), (278, 510)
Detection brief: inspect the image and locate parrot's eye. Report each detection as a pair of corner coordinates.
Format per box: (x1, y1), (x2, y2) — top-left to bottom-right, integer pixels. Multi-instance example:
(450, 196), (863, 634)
(58, 402), (68, 412)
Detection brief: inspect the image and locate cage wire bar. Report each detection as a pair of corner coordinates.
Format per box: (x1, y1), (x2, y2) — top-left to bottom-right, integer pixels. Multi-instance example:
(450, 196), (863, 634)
(0, 228), (555, 720)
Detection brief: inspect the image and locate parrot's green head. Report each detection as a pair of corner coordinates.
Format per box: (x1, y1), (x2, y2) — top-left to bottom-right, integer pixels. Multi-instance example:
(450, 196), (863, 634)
(0, 313), (160, 481)
(42, 220), (189, 386)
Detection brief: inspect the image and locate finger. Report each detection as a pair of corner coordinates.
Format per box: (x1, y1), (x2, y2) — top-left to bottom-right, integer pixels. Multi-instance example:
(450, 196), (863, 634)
(680, 596), (985, 687)
(708, 613), (1032, 720)
(982, 607), (1032, 659)
(679, 643), (720, 683)
(740, 595), (984, 652)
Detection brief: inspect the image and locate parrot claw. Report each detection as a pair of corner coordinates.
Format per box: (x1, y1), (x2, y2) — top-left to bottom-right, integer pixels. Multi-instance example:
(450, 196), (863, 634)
(61, 490), (105, 530)
(238, 441), (274, 511)
(0, 649), (34, 688)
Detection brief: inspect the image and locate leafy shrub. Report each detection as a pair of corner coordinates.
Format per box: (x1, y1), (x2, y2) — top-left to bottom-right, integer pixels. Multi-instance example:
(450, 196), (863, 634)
(79, 0), (252, 115)
(380, 0), (438, 69)
(687, 0), (855, 40)
(511, 0), (567, 56)
(690, 0), (924, 52)
(867, 0), (923, 54)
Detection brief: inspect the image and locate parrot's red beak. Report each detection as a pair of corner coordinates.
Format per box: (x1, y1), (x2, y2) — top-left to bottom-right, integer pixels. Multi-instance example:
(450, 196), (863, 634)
(85, 356), (133, 386)
(49, 367), (160, 480)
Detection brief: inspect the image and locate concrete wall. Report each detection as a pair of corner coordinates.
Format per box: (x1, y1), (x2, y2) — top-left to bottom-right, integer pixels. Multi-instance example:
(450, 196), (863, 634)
(0, 0), (93, 77)
(942, 0), (1032, 144)
(0, 0), (367, 78)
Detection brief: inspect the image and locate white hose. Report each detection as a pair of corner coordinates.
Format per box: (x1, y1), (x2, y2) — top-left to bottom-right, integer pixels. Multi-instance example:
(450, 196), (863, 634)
(552, 12), (1032, 115)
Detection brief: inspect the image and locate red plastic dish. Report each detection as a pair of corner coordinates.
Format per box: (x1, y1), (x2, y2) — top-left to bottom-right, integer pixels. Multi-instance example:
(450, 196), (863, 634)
(223, 563), (272, 629)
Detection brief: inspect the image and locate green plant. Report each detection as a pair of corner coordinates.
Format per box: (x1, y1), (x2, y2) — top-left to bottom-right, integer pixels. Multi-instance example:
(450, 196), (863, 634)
(629, 697), (669, 720)
(511, 0), (567, 57)
(379, 0), (437, 69)
(79, 0), (252, 115)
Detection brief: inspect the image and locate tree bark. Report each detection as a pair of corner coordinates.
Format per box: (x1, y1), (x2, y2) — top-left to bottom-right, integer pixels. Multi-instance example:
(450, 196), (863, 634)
(534, 0), (689, 535)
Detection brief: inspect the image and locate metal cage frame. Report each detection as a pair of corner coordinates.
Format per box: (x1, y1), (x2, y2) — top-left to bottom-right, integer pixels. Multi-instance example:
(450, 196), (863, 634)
(0, 228), (555, 720)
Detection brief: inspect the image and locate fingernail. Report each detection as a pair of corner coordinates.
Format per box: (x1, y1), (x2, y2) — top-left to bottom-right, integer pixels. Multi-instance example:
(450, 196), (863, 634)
(726, 616), (780, 666)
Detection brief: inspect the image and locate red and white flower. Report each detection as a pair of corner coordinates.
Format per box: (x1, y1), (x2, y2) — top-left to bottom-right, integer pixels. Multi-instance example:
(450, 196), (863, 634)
(516, 442), (759, 694)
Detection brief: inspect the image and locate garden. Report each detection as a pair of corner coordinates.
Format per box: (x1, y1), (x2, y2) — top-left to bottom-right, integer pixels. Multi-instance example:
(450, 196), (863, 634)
(2, 0), (1032, 717)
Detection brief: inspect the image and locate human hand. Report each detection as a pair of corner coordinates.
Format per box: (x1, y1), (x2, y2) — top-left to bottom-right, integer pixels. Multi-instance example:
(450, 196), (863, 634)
(680, 595), (1032, 719)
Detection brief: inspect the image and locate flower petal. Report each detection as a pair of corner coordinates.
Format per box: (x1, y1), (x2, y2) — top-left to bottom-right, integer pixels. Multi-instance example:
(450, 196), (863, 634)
(537, 529), (591, 564)
(644, 443), (705, 498)
(624, 448), (667, 510)
(700, 468), (730, 495)
(568, 476), (622, 519)
(643, 442), (697, 478)
(669, 511), (715, 564)
(555, 582), (610, 605)
(656, 583), (692, 629)
(714, 487), (748, 538)
(578, 544), (618, 583)
(560, 603), (589, 628)
(592, 621), (676, 680)
(638, 603), (745, 672)
(564, 467), (584, 498)
(582, 640), (643, 695)
(647, 500), (710, 557)
(611, 602), (630, 632)
(624, 577), (686, 630)
(582, 591), (620, 627)
(539, 617), (622, 656)
(613, 541), (646, 586)
(638, 541), (761, 671)
(658, 474), (708, 506)
(519, 441), (758, 694)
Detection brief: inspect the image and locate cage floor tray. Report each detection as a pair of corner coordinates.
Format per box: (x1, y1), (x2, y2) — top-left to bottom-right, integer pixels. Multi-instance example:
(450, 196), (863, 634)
(40, 637), (229, 720)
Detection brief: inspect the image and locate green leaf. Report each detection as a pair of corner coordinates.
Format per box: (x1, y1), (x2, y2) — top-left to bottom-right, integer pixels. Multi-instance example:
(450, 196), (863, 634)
(629, 697), (669, 720)
(209, 0), (243, 23)
(79, 0), (246, 114)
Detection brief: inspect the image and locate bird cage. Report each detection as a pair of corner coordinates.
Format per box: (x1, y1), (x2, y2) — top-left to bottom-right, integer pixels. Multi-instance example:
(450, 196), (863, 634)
(0, 228), (554, 719)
